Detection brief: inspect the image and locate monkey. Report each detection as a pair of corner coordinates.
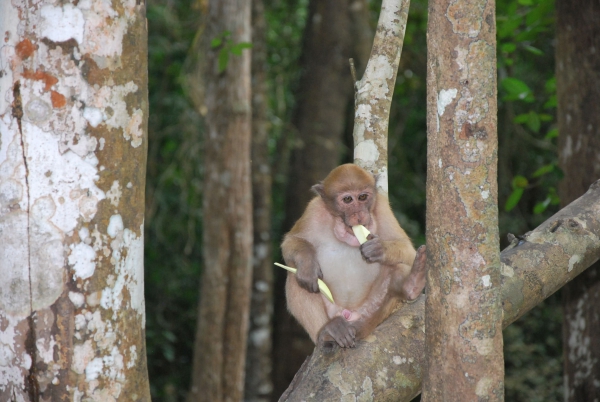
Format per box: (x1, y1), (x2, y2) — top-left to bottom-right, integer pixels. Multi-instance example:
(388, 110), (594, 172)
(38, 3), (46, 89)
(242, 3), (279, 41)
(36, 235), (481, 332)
(282, 164), (427, 349)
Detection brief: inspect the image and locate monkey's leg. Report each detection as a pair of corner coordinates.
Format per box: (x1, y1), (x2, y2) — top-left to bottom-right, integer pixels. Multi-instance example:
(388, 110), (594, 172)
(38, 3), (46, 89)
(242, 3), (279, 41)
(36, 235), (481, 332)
(285, 273), (329, 343)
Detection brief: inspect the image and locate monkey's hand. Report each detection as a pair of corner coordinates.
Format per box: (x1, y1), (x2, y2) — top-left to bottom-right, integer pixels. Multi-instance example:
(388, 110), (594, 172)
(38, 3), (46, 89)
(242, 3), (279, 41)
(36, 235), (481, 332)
(294, 253), (323, 294)
(359, 234), (385, 263)
(318, 317), (356, 350)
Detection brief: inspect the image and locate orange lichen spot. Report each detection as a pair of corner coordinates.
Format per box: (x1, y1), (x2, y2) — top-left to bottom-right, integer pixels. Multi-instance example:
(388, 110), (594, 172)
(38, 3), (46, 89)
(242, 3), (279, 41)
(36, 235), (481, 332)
(15, 39), (35, 59)
(22, 69), (58, 91)
(51, 91), (67, 108)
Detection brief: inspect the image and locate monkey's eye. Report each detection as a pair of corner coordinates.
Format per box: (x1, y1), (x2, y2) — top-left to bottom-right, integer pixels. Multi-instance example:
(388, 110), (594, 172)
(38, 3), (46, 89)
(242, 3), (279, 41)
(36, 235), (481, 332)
(343, 196), (353, 204)
(358, 193), (368, 201)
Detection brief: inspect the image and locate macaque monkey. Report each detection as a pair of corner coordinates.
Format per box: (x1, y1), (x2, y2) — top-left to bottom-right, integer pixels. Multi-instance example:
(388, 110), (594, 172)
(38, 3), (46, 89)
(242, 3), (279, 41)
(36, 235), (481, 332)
(282, 164), (427, 349)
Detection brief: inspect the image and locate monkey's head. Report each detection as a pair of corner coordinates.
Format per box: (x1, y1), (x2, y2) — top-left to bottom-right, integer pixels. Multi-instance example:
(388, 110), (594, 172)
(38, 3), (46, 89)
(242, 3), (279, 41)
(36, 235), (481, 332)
(312, 164), (377, 228)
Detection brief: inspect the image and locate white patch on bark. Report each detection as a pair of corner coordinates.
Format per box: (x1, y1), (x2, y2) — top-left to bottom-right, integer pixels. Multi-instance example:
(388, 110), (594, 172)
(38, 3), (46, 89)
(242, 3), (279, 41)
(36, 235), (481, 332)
(69, 242), (97, 279)
(83, 107), (105, 127)
(475, 376), (493, 396)
(39, 4), (85, 45)
(361, 55), (394, 100)
(354, 139), (380, 166)
(103, 222), (146, 325)
(107, 214), (124, 238)
(393, 356), (407, 365)
(568, 254), (582, 272)
(376, 167), (389, 194)
(106, 180), (122, 207)
(437, 88), (458, 132)
(69, 292), (86, 308)
(0, 3), (19, 116)
(482, 274), (491, 287)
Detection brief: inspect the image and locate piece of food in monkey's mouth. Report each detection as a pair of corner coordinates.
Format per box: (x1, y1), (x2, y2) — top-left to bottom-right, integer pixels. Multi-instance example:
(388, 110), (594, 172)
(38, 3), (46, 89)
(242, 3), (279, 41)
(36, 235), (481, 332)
(352, 224), (371, 245)
(274, 262), (335, 303)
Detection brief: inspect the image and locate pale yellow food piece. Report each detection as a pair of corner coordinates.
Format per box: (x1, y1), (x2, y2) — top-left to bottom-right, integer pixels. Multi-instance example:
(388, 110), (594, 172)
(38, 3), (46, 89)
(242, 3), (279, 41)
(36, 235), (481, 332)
(274, 262), (335, 304)
(352, 225), (371, 245)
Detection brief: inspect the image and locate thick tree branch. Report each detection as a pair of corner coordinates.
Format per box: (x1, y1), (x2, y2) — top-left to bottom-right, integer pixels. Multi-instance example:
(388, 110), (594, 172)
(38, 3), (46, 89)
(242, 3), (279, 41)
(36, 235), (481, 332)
(280, 180), (600, 401)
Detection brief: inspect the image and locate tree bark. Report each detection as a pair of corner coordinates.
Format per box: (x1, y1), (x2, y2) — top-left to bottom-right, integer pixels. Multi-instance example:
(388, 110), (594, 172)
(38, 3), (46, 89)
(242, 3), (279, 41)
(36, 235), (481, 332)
(273, 0), (363, 396)
(556, 0), (600, 399)
(280, 181), (600, 401)
(0, 0), (150, 400)
(352, 0), (411, 194)
(245, 0), (274, 400)
(188, 1), (253, 401)
(423, 0), (503, 399)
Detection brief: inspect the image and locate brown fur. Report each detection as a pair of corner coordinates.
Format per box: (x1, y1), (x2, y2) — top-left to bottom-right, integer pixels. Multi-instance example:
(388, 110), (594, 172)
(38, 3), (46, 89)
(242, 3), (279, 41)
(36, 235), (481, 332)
(282, 164), (425, 348)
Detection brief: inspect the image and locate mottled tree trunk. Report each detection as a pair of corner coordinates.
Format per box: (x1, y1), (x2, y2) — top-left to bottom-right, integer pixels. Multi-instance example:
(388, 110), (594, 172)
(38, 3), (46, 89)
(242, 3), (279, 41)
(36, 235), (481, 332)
(188, 1), (253, 401)
(245, 0), (274, 400)
(0, 0), (150, 400)
(556, 0), (600, 399)
(273, 0), (368, 396)
(423, 0), (504, 399)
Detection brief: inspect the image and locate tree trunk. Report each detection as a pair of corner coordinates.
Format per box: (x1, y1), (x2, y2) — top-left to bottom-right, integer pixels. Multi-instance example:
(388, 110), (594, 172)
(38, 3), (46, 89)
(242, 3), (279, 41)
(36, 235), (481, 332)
(188, 1), (253, 401)
(0, 0), (150, 400)
(273, 0), (361, 396)
(245, 0), (274, 400)
(556, 0), (600, 399)
(281, 180), (600, 401)
(423, 0), (504, 399)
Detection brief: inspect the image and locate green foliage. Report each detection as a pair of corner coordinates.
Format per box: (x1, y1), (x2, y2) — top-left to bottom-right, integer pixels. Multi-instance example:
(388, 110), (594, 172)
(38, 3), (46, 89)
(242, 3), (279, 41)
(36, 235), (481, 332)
(210, 30), (253, 73)
(146, 0), (203, 400)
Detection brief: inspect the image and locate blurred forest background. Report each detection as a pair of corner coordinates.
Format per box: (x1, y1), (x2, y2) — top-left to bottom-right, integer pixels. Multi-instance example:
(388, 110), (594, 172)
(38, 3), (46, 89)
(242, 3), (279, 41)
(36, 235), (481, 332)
(144, 0), (562, 400)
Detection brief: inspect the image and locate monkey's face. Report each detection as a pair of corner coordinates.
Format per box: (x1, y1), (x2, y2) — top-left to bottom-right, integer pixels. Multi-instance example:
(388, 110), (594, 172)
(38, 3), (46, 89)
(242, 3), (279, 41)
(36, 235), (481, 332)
(335, 189), (375, 229)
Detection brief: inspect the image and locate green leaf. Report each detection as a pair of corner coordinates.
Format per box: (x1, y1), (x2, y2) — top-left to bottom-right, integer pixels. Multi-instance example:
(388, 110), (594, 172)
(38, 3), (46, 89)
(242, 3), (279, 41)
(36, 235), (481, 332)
(531, 164), (554, 178)
(544, 95), (557, 108)
(514, 113), (530, 124)
(505, 188), (524, 211)
(539, 113), (553, 122)
(533, 198), (551, 214)
(545, 76), (556, 93)
(526, 111), (541, 133)
(501, 43), (517, 53)
(501, 77), (534, 102)
(230, 42), (253, 56)
(545, 128), (558, 139)
(548, 187), (561, 205)
(218, 49), (229, 73)
(210, 37), (222, 48)
(518, 0), (534, 5)
(524, 45), (544, 56)
(498, 16), (523, 39)
(512, 175), (529, 189)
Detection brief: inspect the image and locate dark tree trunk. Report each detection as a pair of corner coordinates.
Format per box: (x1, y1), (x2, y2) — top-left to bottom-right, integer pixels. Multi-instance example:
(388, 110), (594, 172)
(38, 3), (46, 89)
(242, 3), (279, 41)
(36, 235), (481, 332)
(245, 0), (274, 400)
(188, 1), (253, 401)
(272, 0), (372, 397)
(556, 0), (600, 399)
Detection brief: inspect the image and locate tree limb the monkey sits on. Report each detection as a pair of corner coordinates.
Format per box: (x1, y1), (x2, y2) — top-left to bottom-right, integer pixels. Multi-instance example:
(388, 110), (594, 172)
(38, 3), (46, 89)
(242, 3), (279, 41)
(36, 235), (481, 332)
(282, 164), (427, 349)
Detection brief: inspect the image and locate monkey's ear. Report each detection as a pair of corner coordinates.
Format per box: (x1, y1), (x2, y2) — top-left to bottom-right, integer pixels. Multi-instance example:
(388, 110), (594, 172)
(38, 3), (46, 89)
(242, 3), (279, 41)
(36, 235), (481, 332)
(311, 183), (326, 198)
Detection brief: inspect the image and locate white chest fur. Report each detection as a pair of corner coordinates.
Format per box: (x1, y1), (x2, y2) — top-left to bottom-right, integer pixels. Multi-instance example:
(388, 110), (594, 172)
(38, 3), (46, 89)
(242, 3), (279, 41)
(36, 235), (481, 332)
(316, 241), (381, 309)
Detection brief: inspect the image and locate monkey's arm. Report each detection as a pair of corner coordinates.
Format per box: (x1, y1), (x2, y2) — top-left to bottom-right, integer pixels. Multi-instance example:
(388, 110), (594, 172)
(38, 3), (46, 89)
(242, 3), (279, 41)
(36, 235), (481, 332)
(360, 194), (417, 266)
(281, 235), (323, 294)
